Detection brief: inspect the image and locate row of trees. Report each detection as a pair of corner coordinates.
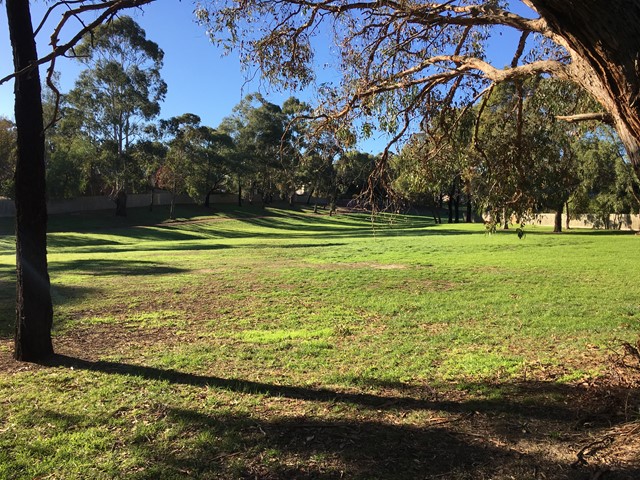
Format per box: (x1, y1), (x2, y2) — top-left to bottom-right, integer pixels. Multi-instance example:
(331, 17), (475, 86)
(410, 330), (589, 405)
(0, 16), (379, 219)
(2, 16), (636, 231)
(391, 78), (639, 231)
(1, 73), (636, 232)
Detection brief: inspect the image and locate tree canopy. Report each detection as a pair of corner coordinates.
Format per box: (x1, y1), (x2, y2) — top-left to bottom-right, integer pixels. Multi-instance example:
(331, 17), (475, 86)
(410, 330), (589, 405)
(196, 0), (640, 182)
(65, 15), (167, 215)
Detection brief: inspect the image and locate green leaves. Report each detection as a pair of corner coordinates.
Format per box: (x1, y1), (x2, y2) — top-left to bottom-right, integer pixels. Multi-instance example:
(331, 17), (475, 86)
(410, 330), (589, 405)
(61, 16), (168, 207)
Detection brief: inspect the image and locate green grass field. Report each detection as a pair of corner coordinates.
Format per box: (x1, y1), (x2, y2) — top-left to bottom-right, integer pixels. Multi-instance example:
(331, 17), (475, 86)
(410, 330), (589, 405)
(0, 205), (638, 479)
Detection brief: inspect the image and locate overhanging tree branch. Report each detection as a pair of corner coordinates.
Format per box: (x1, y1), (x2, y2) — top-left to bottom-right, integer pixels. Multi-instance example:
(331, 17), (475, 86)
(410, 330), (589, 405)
(0, 0), (156, 86)
(556, 112), (614, 125)
(200, 0), (640, 179)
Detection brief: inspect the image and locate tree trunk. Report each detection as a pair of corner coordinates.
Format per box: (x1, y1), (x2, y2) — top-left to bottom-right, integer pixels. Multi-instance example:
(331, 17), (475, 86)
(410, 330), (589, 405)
(553, 206), (563, 233)
(466, 197), (472, 223)
(204, 188), (213, 208)
(169, 192), (176, 219)
(7, 0), (54, 361)
(530, 1), (640, 175)
(114, 189), (127, 217)
(435, 193), (443, 224)
(237, 178), (243, 206)
(329, 189), (337, 216)
(248, 181), (255, 205)
(454, 194), (460, 223)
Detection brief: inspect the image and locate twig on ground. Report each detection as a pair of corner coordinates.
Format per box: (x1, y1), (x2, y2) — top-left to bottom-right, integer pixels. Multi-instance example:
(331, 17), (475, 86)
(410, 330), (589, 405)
(572, 436), (615, 468)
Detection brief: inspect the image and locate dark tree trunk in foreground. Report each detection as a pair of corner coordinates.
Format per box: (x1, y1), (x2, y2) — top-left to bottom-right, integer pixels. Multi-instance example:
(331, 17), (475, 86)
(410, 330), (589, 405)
(530, 1), (640, 175)
(7, 0), (54, 361)
(553, 206), (563, 233)
(169, 191), (176, 219)
(114, 189), (127, 216)
(454, 194), (460, 223)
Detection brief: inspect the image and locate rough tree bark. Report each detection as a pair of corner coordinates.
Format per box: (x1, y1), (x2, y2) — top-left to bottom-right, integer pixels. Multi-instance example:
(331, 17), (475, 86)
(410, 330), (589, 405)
(7, 0), (54, 361)
(553, 205), (563, 233)
(114, 189), (127, 217)
(529, 1), (640, 174)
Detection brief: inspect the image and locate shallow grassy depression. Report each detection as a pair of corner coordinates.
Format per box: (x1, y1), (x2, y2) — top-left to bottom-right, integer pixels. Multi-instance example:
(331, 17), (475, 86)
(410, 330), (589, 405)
(0, 205), (638, 479)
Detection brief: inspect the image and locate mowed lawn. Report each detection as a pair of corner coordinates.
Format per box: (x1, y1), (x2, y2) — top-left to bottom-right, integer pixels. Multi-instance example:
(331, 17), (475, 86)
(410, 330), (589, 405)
(0, 206), (638, 479)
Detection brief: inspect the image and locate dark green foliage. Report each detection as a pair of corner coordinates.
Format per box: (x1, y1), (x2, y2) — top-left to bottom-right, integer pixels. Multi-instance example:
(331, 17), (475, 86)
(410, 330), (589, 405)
(0, 117), (16, 199)
(64, 16), (167, 208)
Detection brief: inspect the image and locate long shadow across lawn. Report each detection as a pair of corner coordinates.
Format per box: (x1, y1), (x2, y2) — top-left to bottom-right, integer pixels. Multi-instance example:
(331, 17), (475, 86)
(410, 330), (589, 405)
(39, 217), (475, 256)
(40, 354), (639, 479)
(47, 258), (189, 276)
(42, 354), (633, 426)
(30, 402), (591, 480)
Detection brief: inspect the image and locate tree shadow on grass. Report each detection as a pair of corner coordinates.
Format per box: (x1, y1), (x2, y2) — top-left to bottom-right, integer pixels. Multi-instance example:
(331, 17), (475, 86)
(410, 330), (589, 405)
(46, 234), (123, 248)
(153, 408), (519, 479)
(48, 259), (189, 276)
(41, 355), (634, 425)
(157, 407), (640, 480)
(27, 405), (543, 480)
(50, 241), (345, 255)
(38, 354), (639, 479)
(48, 226), (217, 246)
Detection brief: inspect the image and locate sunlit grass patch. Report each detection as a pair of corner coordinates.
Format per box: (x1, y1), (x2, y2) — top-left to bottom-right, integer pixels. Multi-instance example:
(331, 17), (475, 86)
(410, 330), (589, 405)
(238, 327), (333, 344)
(126, 310), (185, 328)
(439, 350), (525, 381)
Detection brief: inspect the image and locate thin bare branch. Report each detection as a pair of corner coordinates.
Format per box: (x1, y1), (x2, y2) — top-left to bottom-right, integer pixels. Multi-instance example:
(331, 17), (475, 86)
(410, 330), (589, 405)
(0, 0), (156, 86)
(556, 112), (613, 125)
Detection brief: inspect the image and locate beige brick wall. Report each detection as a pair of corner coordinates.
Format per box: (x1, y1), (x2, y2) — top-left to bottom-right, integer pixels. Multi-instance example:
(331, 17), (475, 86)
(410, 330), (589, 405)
(533, 213), (639, 231)
(0, 192), (239, 218)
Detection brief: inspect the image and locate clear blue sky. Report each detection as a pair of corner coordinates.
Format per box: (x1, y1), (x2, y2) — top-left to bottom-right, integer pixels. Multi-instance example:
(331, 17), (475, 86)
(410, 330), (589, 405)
(0, 1), (527, 154)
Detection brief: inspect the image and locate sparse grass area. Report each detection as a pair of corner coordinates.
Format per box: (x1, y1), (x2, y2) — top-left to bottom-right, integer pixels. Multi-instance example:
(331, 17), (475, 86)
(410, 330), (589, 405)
(0, 204), (639, 479)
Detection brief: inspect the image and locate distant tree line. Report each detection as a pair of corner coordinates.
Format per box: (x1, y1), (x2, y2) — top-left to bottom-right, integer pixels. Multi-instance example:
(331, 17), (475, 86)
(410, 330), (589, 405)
(0, 17), (379, 219)
(391, 79), (640, 232)
(1, 16), (637, 229)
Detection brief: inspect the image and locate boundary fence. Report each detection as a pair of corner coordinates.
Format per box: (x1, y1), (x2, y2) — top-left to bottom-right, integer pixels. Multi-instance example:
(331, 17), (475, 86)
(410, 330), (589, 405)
(1, 195), (638, 230)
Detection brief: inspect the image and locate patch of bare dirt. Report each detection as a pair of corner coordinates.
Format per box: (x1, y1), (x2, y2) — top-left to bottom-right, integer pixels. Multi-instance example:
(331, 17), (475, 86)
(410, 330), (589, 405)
(0, 323), (182, 373)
